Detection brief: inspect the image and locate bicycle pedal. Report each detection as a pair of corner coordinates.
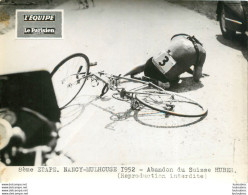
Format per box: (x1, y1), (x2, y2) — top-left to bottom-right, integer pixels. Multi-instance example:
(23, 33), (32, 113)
(131, 100), (140, 110)
(120, 88), (126, 98)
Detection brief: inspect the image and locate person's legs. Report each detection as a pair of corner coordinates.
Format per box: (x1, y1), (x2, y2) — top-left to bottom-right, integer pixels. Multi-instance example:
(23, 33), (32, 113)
(84, 0), (89, 8)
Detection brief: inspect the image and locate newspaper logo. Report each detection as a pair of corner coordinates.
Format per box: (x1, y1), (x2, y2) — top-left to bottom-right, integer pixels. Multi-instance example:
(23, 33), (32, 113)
(24, 27), (56, 34)
(16, 10), (63, 39)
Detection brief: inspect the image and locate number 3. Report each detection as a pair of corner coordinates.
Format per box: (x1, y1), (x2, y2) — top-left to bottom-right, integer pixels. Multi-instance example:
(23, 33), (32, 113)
(158, 56), (169, 66)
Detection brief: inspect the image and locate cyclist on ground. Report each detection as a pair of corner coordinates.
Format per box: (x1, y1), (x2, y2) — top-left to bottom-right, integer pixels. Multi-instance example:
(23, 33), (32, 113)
(125, 34), (206, 89)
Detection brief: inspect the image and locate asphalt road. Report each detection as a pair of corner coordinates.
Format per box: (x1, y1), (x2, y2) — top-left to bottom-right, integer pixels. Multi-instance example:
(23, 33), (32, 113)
(0, 0), (247, 178)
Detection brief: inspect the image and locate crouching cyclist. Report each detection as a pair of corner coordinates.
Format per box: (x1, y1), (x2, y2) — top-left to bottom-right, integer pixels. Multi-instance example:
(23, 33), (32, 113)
(125, 34), (206, 89)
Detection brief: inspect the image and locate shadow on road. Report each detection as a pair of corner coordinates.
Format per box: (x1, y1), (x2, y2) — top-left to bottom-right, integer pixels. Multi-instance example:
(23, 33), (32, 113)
(216, 34), (248, 62)
(59, 95), (100, 129)
(59, 103), (86, 128)
(91, 102), (207, 129)
(169, 77), (204, 93)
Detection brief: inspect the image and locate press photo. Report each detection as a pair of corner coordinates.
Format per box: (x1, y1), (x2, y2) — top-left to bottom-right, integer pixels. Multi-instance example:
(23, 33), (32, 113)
(0, 0), (247, 182)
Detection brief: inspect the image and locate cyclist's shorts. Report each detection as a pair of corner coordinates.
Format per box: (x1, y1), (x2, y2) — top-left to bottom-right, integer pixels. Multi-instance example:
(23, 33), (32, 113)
(144, 57), (169, 83)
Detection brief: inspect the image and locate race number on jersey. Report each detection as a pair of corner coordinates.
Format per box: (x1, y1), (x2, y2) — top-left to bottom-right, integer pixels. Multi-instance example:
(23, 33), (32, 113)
(152, 51), (176, 74)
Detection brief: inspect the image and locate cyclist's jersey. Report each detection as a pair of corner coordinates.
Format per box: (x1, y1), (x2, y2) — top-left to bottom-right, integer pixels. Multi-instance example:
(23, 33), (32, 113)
(144, 35), (206, 82)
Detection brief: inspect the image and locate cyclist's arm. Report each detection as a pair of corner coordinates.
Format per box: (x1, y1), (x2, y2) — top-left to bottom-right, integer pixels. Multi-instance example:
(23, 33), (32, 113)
(124, 64), (146, 76)
(193, 50), (206, 82)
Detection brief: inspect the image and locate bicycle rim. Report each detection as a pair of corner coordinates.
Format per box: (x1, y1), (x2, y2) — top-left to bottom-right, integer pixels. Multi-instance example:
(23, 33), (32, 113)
(134, 107), (205, 128)
(136, 89), (207, 117)
(51, 53), (90, 110)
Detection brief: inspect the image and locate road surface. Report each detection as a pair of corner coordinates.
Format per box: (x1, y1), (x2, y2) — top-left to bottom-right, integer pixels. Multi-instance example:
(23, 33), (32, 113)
(0, 0), (247, 178)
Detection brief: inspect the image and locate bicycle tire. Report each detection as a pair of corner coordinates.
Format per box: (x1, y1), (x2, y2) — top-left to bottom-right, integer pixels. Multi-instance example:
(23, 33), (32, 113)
(51, 53), (90, 110)
(133, 107), (205, 128)
(135, 89), (208, 117)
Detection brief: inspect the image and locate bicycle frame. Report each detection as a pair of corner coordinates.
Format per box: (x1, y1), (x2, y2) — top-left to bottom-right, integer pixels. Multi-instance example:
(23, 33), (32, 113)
(51, 53), (208, 117)
(78, 71), (166, 107)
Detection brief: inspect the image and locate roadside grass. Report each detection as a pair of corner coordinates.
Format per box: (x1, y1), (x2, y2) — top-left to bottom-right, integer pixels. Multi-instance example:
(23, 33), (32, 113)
(167, 0), (217, 20)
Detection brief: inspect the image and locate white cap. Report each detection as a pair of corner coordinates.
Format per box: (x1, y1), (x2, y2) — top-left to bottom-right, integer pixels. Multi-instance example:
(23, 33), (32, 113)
(0, 118), (13, 150)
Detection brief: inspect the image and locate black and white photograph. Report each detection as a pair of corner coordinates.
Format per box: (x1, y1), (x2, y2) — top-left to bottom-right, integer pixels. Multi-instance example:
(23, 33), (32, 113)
(0, 0), (247, 186)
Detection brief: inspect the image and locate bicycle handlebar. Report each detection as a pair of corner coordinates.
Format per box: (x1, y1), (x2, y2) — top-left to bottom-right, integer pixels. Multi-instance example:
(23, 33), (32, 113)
(90, 62), (97, 66)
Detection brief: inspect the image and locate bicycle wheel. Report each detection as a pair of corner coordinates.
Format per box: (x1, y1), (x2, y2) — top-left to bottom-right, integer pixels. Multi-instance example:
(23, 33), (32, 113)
(51, 53), (90, 110)
(135, 89), (207, 117)
(133, 107), (205, 128)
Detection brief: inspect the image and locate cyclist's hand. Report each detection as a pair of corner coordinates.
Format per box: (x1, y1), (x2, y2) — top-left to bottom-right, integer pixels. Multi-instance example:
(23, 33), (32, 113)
(158, 81), (170, 89)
